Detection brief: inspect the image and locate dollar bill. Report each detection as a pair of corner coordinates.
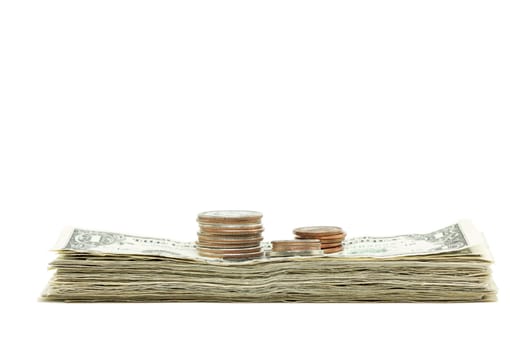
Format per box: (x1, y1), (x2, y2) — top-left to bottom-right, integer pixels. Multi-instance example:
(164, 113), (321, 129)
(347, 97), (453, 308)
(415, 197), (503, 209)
(52, 220), (492, 262)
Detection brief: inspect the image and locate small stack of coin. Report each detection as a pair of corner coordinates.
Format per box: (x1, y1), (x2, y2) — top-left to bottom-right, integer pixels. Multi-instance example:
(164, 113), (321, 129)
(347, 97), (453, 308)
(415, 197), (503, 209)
(196, 210), (264, 260)
(293, 226), (346, 254)
(269, 239), (323, 257)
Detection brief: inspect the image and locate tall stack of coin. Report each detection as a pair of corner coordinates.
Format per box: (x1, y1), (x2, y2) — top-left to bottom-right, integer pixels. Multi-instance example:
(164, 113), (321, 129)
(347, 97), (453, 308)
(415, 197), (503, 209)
(269, 240), (323, 257)
(196, 210), (264, 260)
(293, 226), (346, 254)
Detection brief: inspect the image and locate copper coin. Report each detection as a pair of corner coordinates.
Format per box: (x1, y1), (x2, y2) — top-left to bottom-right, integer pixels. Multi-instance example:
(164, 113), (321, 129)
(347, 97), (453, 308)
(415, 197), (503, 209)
(198, 233), (263, 240)
(272, 247), (320, 252)
(323, 245), (343, 254)
(196, 241), (262, 249)
(198, 210), (263, 223)
(198, 235), (263, 244)
(199, 227), (265, 235)
(197, 241), (263, 249)
(293, 226), (343, 235)
(198, 223), (263, 230)
(197, 246), (262, 255)
(197, 237), (263, 245)
(271, 240), (321, 252)
(198, 239), (261, 247)
(295, 233), (346, 240)
(317, 236), (346, 244)
(268, 250), (324, 257)
(272, 245), (321, 252)
(198, 250), (264, 260)
(294, 237), (343, 244)
(201, 235), (265, 242)
(272, 239), (320, 244)
(320, 242), (343, 249)
(198, 233), (263, 242)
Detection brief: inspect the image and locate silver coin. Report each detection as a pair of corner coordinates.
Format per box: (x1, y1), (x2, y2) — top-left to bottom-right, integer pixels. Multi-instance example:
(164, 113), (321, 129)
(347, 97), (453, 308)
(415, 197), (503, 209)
(198, 210), (263, 221)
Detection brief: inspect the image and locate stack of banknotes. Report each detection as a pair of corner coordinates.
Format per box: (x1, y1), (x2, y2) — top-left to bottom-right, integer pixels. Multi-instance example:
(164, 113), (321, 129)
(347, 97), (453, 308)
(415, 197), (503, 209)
(41, 220), (496, 302)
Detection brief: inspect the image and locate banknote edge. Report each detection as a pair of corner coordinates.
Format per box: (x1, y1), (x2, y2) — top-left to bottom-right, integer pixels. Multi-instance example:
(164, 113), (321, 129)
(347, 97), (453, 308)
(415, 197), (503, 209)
(52, 226), (75, 250)
(457, 219), (484, 246)
(458, 219), (493, 261)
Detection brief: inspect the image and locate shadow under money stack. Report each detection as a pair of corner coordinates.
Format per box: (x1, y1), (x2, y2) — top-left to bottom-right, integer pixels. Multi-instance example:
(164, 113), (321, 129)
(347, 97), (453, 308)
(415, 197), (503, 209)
(196, 210), (264, 260)
(294, 226), (346, 254)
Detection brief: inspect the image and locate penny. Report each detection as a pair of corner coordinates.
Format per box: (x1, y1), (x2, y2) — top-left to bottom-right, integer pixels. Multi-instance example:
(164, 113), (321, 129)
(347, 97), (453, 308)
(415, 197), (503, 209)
(271, 240), (321, 252)
(272, 246), (320, 252)
(268, 250), (324, 257)
(271, 239), (320, 244)
(272, 245), (321, 252)
(198, 233), (263, 248)
(199, 223), (264, 230)
(323, 245), (343, 254)
(198, 238), (262, 247)
(199, 227), (265, 235)
(316, 237), (347, 244)
(197, 243), (263, 250)
(200, 235), (264, 243)
(197, 246), (262, 255)
(196, 241), (262, 249)
(196, 210), (265, 260)
(198, 250), (264, 260)
(293, 226), (343, 235)
(320, 242), (343, 249)
(198, 233), (263, 241)
(295, 233), (346, 241)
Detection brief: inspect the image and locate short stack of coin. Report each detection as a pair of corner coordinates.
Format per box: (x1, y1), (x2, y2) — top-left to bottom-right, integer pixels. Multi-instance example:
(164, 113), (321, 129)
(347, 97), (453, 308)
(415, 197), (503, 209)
(269, 239), (323, 257)
(293, 226), (346, 254)
(196, 210), (264, 260)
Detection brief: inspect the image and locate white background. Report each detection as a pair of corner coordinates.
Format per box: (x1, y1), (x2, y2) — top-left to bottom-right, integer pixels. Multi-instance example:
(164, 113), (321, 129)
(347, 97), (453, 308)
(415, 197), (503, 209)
(1, 1), (526, 349)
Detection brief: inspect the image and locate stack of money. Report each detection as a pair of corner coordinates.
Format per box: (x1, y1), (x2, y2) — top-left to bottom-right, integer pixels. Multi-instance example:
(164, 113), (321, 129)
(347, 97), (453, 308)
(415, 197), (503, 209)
(196, 210), (264, 260)
(294, 226), (346, 254)
(269, 240), (323, 257)
(42, 220), (497, 302)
